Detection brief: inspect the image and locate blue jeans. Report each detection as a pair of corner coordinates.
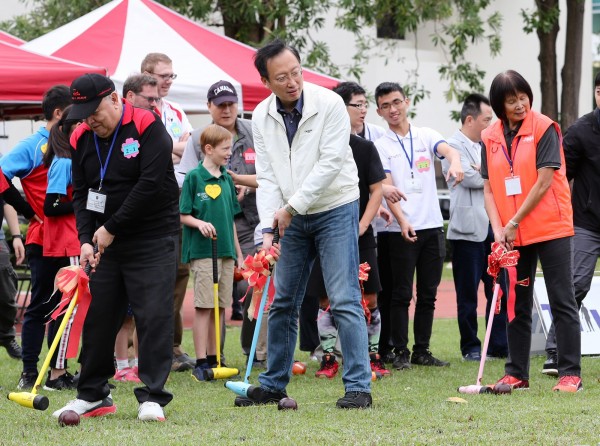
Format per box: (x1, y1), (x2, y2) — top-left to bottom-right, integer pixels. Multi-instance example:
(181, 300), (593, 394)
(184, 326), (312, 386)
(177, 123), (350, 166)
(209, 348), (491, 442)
(451, 228), (508, 357)
(259, 200), (371, 393)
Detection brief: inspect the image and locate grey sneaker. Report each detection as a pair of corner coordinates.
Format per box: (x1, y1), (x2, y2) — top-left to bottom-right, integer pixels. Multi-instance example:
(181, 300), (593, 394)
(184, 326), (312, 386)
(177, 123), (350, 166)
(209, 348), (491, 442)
(171, 356), (193, 372)
(2, 338), (22, 359)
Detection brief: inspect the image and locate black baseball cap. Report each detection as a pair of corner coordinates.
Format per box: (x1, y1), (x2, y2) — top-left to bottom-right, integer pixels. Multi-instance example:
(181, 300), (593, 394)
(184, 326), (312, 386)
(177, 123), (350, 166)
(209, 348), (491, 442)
(207, 80), (238, 105)
(70, 73), (115, 120)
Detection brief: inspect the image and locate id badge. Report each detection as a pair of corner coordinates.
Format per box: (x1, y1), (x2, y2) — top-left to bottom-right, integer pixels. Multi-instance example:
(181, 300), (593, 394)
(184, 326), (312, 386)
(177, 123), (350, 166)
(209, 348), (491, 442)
(86, 188), (107, 214)
(404, 178), (423, 194)
(505, 176), (522, 196)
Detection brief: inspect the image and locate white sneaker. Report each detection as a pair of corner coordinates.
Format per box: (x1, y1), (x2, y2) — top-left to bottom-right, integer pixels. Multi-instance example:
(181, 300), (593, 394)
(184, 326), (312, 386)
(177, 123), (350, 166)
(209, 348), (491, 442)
(138, 401), (165, 421)
(52, 395), (116, 418)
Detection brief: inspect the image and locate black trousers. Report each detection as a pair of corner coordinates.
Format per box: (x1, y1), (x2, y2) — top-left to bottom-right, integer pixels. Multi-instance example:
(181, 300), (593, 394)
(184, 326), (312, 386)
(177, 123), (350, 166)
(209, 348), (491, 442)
(505, 236), (581, 379)
(22, 244), (69, 372)
(77, 235), (177, 406)
(386, 228), (445, 353)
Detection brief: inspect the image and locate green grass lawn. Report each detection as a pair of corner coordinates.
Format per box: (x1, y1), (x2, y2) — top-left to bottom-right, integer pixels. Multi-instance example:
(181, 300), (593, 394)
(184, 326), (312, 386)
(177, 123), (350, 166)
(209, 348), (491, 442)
(2, 319), (599, 445)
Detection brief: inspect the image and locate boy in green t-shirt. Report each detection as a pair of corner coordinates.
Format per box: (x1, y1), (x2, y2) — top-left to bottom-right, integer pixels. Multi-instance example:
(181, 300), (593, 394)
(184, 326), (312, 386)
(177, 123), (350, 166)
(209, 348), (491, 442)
(180, 124), (243, 381)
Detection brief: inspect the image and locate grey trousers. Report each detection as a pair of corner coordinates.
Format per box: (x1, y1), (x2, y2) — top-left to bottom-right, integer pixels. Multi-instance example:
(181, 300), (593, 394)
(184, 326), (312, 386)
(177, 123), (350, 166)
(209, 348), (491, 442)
(0, 240), (18, 343)
(544, 226), (600, 353)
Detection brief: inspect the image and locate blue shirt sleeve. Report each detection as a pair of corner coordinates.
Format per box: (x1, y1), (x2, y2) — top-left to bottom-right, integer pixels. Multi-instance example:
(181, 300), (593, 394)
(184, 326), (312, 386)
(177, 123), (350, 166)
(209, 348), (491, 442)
(47, 157), (72, 195)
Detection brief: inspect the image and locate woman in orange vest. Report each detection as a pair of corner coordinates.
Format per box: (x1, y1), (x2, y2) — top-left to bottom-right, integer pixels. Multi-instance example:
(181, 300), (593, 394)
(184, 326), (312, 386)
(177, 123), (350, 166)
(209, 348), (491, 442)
(480, 70), (581, 393)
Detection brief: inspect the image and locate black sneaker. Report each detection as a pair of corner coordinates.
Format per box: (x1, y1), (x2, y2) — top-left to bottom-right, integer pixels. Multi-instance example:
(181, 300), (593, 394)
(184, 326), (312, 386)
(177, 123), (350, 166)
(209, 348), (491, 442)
(234, 386), (287, 407)
(542, 351), (558, 377)
(44, 370), (76, 391)
(392, 349), (411, 370)
(231, 311), (244, 321)
(381, 351), (396, 364)
(1, 339), (22, 359)
(336, 391), (372, 409)
(17, 371), (38, 390)
(411, 350), (450, 367)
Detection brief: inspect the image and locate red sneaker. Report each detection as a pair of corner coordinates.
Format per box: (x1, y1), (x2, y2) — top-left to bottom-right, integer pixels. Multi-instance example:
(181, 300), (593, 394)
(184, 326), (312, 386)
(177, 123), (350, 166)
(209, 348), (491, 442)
(495, 374), (529, 390)
(552, 375), (582, 392)
(370, 353), (391, 377)
(315, 354), (339, 379)
(113, 367), (141, 383)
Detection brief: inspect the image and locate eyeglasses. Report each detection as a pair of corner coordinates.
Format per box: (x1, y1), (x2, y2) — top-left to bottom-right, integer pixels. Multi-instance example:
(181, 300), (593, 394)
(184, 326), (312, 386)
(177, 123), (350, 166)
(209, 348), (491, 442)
(136, 94), (160, 103)
(348, 102), (368, 110)
(272, 68), (303, 85)
(151, 72), (177, 80)
(378, 98), (406, 111)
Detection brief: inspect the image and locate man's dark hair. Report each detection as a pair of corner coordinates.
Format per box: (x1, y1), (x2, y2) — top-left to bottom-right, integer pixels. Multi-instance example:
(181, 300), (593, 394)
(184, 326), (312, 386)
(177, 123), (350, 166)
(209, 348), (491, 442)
(122, 74), (158, 97)
(42, 85), (72, 121)
(253, 39), (301, 79)
(374, 82), (405, 107)
(488, 70), (533, 122)
(333, 82), (366, 105)
(460, 93), (491, 124)
(594, 71), (600, 88)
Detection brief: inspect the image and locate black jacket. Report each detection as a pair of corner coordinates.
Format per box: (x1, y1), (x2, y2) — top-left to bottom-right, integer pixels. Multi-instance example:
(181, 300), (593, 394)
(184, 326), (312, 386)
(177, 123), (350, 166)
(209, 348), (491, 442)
(564, 108), (600, 232)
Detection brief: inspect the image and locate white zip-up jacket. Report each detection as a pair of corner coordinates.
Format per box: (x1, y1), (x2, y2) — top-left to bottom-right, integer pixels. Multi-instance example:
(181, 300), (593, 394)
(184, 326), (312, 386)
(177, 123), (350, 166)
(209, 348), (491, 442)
(253, 82), (359, 231)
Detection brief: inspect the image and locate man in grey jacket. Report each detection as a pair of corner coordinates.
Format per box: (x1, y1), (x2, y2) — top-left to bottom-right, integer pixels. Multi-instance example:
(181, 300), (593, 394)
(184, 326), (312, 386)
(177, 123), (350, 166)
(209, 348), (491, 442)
(442, 94), (507, 362)
(178, 80), (259, 322)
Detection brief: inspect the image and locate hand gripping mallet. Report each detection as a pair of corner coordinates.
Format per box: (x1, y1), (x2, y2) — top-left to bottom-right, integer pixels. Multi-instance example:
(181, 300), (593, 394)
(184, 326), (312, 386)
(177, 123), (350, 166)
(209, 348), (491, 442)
(225, 230), (279, 397)
(8, 258), (94, 410)
(204, 237), (240, 380)
(457, 282), (500, 395)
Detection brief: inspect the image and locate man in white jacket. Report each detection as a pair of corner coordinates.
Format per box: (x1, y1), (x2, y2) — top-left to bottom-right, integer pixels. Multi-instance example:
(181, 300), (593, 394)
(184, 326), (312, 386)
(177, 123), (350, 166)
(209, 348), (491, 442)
(234, 39), (372, 409)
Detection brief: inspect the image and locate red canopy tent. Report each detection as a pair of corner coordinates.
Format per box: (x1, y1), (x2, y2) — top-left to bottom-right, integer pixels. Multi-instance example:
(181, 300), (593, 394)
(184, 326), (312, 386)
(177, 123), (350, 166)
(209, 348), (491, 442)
(0, 41), (107, 120)
(24, 0), (340, 113)
(0, 30), (24, 46)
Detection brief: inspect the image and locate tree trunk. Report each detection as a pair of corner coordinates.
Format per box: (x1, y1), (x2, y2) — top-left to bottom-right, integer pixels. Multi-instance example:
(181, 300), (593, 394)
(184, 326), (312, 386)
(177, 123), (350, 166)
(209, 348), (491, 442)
(560, 0), (585, 130)
(536, 0), (560, 121)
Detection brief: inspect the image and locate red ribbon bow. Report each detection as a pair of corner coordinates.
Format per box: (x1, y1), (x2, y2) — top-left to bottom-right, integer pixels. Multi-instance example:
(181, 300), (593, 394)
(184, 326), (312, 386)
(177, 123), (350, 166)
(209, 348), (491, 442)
(487, 242), (530, 322)
(49, 266), (92, 359)
(359, 262), (372, 323)
(240, 247), (278, 320)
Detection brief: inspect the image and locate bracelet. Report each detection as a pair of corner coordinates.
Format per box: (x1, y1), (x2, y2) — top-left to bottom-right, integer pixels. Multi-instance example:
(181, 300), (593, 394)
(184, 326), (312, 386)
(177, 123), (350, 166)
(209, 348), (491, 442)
(11, 234), (23, 240)
(508, 220), (519, 229)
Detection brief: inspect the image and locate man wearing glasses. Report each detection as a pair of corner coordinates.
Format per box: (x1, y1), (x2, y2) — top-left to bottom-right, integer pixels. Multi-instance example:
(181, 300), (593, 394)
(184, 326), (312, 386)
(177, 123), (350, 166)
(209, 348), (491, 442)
(333, 81), (386, 141)
(234, 39), (372, 409)
(374, 82), (463, 371)
(141, 53), (195, 374)
(122, 74), (160, 110)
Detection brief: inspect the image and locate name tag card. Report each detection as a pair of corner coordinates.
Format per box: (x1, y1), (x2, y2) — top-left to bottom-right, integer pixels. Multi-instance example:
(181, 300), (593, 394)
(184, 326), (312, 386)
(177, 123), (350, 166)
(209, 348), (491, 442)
(86, 189), (107, 214)
(505, 176), (522, 196)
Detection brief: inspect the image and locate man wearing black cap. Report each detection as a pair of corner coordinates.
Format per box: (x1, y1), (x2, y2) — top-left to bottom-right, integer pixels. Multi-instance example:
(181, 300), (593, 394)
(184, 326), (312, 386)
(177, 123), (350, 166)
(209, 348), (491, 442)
(179, 80), (259, 330)
(53, 73), (179, 422)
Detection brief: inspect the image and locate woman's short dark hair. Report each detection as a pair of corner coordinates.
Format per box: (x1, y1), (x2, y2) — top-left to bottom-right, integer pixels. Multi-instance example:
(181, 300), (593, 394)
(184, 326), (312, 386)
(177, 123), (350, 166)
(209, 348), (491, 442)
(488, 70), (533, 121)
(253, 39), (301, 79)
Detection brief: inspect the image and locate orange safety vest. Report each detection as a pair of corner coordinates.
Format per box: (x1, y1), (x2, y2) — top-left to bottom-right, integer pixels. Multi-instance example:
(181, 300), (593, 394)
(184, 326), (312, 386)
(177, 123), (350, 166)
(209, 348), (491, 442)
(482, 110), (573, 246)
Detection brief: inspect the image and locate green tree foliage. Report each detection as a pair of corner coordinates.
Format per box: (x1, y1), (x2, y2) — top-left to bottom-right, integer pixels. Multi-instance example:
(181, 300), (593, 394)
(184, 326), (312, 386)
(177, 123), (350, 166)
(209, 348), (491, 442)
(1, 0), (502, 119)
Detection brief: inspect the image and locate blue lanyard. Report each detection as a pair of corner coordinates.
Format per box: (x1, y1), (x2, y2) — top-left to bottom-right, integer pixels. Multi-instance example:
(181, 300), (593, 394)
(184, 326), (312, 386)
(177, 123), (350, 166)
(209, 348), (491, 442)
(500, 136), (521, 175)
(93, 103), (125, 190)
(395, 126), (414, 178)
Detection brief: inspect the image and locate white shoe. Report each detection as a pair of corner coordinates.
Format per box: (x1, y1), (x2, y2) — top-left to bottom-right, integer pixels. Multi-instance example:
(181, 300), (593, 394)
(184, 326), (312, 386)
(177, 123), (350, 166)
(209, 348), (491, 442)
(138, 401), (165, 421)
(52, 394), (115, 418)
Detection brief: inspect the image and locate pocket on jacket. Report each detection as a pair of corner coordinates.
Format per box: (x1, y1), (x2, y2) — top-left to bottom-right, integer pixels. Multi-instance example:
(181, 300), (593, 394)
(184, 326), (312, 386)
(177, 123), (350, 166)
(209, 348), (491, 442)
(451, 206), (475, 235)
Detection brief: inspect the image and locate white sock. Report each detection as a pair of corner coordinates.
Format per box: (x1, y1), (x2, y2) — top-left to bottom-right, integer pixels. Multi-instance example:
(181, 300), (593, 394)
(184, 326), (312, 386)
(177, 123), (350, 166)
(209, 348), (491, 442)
(132, 358), (138, 368)
(116, 358), (129, 371)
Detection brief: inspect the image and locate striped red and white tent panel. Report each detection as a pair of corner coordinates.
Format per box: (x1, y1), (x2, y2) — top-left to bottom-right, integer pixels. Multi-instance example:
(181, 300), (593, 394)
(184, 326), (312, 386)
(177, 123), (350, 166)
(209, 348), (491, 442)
(0, 40), (107, 119)
(0, 30), (25, 46)
(24, 0), (340, 114)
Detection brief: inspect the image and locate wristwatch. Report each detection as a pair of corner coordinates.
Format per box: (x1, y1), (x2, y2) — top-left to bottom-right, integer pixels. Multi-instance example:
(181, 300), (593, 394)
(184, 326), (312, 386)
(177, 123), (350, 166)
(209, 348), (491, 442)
(284, 203), (298, 216)
(509, 219), (519, 229)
